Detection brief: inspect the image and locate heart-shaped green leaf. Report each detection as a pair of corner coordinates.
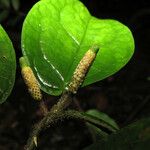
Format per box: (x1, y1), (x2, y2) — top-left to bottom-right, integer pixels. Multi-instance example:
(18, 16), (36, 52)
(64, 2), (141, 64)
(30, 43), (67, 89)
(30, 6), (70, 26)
(21, 0), (134, 96)
(0, 25), (16, 103)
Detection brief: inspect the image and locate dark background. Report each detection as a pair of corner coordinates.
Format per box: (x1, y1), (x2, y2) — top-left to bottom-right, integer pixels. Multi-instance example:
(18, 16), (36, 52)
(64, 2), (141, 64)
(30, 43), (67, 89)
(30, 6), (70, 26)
(0, 0), (150, 149)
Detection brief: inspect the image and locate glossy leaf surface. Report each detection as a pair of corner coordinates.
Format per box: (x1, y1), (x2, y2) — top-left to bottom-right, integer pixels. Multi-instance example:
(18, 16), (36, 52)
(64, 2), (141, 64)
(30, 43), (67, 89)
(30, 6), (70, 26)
(0, 25), (16, 103)
(22, 0), (134, 95)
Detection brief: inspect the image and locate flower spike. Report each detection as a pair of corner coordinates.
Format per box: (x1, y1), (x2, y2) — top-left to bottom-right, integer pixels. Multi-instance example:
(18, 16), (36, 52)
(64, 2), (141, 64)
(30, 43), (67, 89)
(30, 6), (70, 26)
(19, 57), (42, 100)
(68, 45), (99, 93)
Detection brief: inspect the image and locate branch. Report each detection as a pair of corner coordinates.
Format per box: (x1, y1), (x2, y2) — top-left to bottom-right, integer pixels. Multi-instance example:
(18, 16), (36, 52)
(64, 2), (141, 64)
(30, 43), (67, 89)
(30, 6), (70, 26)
(25, 109), (117, 150)
(25, 92), (72, 150)
(25, 45), (100, 150)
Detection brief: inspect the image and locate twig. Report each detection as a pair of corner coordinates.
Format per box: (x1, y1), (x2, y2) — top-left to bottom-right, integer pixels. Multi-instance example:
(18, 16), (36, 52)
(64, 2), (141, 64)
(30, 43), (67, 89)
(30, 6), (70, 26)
(25, 108), (117, 150)
(25, 45), (100, 150)
(25, 92), (72, 150)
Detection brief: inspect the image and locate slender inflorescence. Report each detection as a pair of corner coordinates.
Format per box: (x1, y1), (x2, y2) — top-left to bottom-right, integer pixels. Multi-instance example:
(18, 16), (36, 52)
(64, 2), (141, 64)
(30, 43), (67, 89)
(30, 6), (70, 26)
(25, 45), (100, 150)
(20, 57), (42, 101)
(68, 45), (99, 93)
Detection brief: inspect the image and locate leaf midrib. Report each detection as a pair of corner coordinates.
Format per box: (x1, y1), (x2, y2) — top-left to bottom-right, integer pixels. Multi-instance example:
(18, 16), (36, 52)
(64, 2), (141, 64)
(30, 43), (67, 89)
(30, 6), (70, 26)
(63, 16), (92, 85)
(43, 1), (92, 89)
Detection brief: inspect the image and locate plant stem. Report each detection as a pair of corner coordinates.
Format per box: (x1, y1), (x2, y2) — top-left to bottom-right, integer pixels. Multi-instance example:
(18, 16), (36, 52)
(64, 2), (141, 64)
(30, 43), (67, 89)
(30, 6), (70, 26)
(25, 92), (72, 150)
(39, 101), (48, 116)
(50, 91), (72, 112)
(25, 45), (100, 150)
(25, 111), (63, 150)
(25, 107), (118, 150)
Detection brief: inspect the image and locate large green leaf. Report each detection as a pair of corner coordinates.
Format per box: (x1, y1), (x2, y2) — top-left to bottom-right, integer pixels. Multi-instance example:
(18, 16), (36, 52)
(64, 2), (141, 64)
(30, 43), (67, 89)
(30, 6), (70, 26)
(0, 25), (16, 103)
(21, 0), (134, 96)
(84, 118), (150, 150)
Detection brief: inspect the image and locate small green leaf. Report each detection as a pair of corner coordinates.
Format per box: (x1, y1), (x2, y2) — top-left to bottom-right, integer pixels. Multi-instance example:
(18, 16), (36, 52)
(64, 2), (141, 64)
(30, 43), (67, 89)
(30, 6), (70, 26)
(0, 25), (16, 103)
(86, 109), (119, 130)
(65, 110), (118, 132)
(86, 122), (108, 142)
(21, 0), (134, 96)
(84, 118), (150, 150)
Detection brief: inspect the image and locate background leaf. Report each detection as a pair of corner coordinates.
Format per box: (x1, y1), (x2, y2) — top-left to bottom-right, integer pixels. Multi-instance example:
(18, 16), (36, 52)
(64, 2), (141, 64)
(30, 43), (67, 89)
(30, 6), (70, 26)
(21, 0), (134, 96)
(64, 110), (119, 132)
(84, 118), (150, 150)
(0, 10), (9, 22)
(86, 122), (108, 142)
(0, 25), (16, 103)
(86, 109), (119, 130)
(0, 0), (10, 9)
(11, 0), (20, 11)
(84, 109), (119, 142)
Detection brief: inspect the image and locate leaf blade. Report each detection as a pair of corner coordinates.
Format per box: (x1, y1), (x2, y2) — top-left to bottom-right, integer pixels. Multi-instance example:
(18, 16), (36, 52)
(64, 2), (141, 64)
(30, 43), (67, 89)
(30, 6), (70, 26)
(86, 109), (119, 130)
(21, 0), (134, 96)
(0, 25), (16, 103)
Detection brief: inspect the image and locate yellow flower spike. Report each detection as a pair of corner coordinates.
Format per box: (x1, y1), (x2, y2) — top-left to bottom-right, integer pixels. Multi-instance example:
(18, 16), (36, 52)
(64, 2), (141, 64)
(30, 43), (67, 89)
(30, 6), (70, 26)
(68, 45), (99, 93)
(19, 57), (42, 101)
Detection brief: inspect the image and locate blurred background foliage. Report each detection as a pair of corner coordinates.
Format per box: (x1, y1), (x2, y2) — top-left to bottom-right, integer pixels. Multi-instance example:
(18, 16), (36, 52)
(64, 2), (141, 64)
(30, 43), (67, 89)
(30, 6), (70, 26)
(0, 0), (20, 25)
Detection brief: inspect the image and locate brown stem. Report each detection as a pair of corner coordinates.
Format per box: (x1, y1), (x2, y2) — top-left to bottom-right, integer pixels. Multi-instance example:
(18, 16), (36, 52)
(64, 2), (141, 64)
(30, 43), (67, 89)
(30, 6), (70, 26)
(25, 108), (115, 150)
(39, 101), (48, 116)
(25, 92), (72, 150)
(25, 45), (100, 150)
